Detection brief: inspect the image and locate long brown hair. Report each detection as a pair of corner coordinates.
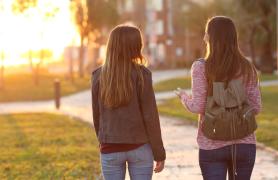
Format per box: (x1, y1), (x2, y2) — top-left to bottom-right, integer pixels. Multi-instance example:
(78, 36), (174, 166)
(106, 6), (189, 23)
(204, 16), (258, 95)
(100, 25), (145, 108)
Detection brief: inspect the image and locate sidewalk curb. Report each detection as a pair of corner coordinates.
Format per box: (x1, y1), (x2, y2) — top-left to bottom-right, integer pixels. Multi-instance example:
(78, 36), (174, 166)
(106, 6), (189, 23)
(256, 142), (278, 159)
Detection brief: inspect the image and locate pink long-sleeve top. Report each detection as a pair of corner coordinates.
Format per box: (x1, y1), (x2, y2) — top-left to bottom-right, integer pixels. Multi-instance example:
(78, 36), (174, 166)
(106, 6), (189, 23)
(181, 60), (262, 150)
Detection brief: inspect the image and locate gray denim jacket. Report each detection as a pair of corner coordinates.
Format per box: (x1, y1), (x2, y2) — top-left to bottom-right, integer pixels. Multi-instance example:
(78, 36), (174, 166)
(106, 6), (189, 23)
(91, 66), (166, 161)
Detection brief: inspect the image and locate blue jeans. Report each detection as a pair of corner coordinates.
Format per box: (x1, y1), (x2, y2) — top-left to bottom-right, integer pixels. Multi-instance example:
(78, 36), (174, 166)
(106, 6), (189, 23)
(199, 144), (256, 180)
(101, 144), (154, 180)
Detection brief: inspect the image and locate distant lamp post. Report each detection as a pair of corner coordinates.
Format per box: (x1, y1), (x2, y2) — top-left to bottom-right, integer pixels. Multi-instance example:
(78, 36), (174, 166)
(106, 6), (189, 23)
(54, 79), (61, 109)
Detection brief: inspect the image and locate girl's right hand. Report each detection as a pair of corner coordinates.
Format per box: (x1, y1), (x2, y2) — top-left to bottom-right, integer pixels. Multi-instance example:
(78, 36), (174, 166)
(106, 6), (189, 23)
(174, 88), (187, 98)
(154, 160), (165, 173)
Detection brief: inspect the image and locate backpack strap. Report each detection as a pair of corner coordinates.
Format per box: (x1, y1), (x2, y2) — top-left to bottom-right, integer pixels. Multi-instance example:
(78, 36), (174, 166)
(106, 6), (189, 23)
(230, 80), (245, 109)
(212, 82), (226, 111)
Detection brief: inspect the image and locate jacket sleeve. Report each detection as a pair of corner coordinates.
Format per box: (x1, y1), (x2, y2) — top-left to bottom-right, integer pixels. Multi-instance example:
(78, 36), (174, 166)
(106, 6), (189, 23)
(181, 61), (207, 114)
(139, 71), (166, 161)
(91, 74), (100, 137)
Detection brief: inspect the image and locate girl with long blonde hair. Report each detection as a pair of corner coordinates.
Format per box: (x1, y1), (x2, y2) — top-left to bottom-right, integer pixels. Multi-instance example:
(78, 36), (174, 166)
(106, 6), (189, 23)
(91, 25), (166, 180)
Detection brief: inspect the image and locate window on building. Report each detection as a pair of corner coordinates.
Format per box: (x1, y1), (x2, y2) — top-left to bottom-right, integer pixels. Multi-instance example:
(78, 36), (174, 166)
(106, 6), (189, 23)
(147, 0), (163, 11)
(125, 0), (134, 12)
(155, 20), (164, 35)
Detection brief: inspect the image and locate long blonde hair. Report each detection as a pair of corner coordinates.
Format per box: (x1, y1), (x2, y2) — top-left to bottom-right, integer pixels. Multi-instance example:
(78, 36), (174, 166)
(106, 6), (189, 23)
(100, 25), (145, 108)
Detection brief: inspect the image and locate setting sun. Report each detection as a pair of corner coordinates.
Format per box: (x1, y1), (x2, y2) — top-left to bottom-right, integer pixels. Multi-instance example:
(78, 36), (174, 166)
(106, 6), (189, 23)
(0, 0), (79, 67)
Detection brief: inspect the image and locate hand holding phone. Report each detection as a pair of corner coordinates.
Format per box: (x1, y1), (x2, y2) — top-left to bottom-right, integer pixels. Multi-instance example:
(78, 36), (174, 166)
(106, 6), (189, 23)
(174, 87), (186, 98)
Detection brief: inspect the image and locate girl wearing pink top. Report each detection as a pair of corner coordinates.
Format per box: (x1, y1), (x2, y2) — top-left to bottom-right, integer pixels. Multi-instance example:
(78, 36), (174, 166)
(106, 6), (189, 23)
(177, 16), (261, 180)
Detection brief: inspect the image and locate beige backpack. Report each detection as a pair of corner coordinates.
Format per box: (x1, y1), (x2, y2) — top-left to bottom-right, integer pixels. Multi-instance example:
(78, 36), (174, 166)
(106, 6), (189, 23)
(202, 79), (257, 141)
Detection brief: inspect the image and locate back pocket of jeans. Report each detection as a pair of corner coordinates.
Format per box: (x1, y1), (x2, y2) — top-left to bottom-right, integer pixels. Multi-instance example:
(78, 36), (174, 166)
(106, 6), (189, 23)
(101, 152), (119, 164)
(135, 144), (153, 162)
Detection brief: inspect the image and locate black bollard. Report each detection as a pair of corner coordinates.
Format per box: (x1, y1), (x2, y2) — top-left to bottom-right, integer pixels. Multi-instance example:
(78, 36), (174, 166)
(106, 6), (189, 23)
(54, 79), (61, 109)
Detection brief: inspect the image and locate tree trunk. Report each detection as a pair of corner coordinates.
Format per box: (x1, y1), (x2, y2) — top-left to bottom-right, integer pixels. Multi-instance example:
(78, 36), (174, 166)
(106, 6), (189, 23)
(249, 26), (257, 63)
(0, 50), (5, 90)
(260, 19), (275, 74)
(91, 46), (100, 71)
(29, 49), (33, 72)
(0, 53), (4, 91)
(33, 49), (44, 86)
(29, 50), (39, 86)
(78, 35), (85, 78)
(69, 48), (74, 83)
(34, 64), (39, 86)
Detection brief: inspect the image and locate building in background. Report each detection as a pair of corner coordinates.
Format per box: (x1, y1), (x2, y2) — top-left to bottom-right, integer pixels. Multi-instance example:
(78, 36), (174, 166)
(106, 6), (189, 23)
(116, 0), (201, 68)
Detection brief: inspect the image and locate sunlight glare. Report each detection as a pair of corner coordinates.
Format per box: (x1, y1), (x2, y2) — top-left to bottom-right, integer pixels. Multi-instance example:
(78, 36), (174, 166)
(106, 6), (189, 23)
(0, 0), (79, 67)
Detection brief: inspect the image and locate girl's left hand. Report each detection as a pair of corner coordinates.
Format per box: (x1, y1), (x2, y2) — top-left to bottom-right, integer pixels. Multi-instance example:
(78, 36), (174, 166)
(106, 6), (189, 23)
(154, 160), (165, 173)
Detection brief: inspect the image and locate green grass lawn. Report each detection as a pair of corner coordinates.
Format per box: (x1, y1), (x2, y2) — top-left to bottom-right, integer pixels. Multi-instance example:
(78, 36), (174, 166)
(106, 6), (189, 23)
(255, 86), (278, 150)
(0, 73), (90, 102)
(0, 113), (100, 179)
(154, 73), (277, 92)
(154, 76), (191, 92)
(260, 73), (278, 81)
(158, 86), (278, 150)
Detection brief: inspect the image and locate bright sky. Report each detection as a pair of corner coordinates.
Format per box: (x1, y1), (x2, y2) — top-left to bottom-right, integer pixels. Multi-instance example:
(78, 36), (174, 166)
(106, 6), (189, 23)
(0, 0), (79, 66)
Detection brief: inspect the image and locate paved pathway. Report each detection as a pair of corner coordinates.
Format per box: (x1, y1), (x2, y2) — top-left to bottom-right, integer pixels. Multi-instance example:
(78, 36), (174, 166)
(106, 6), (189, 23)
(0, 70), (278, 180)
